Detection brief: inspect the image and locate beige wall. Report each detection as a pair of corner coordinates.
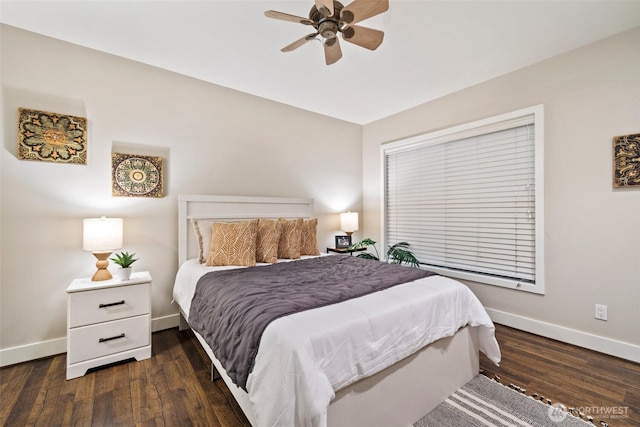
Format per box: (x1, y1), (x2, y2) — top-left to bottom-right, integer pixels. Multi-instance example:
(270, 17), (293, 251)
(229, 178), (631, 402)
(363, 27), (640, 357)
(0, 25), (362, 362)
(2, 22), (639, 365)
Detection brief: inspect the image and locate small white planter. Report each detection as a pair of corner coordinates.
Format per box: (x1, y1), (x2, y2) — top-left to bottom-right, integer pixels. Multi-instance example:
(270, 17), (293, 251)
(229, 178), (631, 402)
(116, 267), (132, 281)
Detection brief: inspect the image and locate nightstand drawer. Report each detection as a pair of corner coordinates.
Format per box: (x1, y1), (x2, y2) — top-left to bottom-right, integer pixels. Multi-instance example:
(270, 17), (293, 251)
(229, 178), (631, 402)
(67, 314), (150, 364)
(68, 282), (150, 328)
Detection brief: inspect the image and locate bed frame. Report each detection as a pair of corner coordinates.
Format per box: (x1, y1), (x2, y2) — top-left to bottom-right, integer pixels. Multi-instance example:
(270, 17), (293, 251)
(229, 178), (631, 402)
(177, 194), (480, 427)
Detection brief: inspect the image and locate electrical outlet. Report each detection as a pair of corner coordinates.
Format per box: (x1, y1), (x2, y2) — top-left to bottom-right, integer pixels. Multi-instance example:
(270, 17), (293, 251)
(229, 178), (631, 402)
(595, 304), (608, 321)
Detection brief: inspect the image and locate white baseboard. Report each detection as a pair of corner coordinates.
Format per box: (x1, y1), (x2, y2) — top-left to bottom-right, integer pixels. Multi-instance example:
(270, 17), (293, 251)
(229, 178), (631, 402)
(151, 313), (180, 332)
(0, 336), (67, 367)
(0, 313), (181, 368)
(486, 308), (640, 363)
(3, 310), (637, 367)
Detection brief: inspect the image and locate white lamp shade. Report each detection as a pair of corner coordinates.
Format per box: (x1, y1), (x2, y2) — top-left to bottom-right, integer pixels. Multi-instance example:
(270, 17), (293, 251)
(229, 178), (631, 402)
(340, 211), (359, 233)
(83, 217), (123, 252)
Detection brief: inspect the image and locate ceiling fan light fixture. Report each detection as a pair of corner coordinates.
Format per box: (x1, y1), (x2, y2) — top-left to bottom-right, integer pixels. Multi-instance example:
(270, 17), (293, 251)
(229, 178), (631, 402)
(265, 0), (389, 64)
(319, 21), (339, 39)
(319, 5), (331, 17)
(340, 10), (355, 23)
(324, 37), (337, 47)
(341, 26), (355, 39)
(315, 0), (335, 17)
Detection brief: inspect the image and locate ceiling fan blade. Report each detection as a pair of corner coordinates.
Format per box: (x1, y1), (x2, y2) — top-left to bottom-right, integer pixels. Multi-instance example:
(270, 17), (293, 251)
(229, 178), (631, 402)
(281, 33), (319, 52)
(264, 10), (314, 25)
(314, 0), (334, 17)
(324, 37), (342, 65)
(341, 25), (384, 50)
(340, 0), (389, 24)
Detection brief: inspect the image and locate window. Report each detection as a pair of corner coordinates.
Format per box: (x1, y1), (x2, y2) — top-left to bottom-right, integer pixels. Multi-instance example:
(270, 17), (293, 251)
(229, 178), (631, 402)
(383, 105), (544, 293)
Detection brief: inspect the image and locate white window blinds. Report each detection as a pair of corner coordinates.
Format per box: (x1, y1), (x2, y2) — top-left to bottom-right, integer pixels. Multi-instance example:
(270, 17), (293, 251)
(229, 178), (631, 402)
(384, 110), (542, 289)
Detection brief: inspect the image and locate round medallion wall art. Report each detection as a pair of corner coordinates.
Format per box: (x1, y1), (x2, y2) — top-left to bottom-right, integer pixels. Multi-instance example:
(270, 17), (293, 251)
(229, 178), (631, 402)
(17, 108), (87, 164)
(112, 152), (164, 198)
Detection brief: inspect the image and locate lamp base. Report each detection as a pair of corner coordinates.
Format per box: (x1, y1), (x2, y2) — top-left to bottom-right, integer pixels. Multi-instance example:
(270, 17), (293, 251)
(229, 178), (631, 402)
(91, 251), (113, 281)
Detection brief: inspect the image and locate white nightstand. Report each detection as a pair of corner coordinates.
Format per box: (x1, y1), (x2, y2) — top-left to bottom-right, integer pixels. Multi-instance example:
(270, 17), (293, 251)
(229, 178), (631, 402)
(66, 271), (152, 380)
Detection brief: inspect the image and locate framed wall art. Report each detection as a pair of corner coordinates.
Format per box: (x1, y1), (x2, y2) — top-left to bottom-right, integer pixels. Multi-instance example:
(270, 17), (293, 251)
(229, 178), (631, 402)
(112, 152), (164, 198)
(17, 108), (87, 164)
(613, 133), (640, 188)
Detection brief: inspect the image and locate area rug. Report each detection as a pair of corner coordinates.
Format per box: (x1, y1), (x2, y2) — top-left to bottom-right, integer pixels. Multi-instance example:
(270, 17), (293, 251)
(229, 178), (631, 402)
(414, 374), (600, 427)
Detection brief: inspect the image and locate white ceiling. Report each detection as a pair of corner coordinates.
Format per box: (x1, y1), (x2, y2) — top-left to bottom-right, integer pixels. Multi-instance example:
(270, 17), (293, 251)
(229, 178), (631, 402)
(2, 0), (640, 124)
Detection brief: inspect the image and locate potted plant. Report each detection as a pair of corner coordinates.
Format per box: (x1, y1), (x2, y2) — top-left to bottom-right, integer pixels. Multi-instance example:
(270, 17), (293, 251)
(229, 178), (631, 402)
(110, 251), (139, 280)
(348, 238), (420, 267)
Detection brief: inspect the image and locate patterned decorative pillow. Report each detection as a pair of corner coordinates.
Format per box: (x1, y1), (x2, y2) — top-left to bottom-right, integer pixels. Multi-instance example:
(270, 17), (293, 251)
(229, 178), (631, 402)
(206, 219), (259, 267)
(192, 218), (214, 264)
(256, 218), (282, 263)
(300, 218), (320, 256)
(277, 218), (303, 259)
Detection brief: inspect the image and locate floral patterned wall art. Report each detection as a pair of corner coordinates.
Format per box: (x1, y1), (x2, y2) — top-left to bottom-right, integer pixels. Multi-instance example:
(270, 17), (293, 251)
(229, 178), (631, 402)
(613, 133), (640, 188)
(18, 108), (87, 164)
(112, 152), (164, 198)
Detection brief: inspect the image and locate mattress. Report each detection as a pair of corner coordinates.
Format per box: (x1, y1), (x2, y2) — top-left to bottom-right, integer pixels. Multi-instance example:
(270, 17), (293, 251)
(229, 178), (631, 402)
(172, 257), (501, 427)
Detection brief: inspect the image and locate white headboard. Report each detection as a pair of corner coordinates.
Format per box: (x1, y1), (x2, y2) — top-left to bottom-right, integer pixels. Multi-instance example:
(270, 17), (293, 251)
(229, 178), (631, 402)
(178, 194), (315, 266)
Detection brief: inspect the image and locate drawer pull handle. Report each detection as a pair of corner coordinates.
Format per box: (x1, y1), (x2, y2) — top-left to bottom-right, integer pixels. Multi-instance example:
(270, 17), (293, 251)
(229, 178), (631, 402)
(99, 333), (125, 343)
(99, 300), (125, 308)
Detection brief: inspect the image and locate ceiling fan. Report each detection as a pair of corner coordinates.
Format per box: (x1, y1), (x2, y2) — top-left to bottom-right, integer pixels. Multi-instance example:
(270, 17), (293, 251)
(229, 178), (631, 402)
(264, 0), (389, 65)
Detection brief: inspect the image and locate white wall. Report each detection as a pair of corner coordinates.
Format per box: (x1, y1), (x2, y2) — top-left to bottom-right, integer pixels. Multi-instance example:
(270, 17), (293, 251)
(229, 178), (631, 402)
(363, 27), (640, 360)
(0, 25), (362, 364)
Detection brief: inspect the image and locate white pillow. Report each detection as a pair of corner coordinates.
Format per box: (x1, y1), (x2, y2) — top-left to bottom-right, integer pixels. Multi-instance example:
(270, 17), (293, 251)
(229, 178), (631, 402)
(192, 218), (217, 263)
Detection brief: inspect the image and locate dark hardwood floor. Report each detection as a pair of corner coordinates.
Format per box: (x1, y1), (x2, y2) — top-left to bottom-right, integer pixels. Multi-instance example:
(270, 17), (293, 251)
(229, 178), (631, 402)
(1, 328), (251, 427)
(480, 324), (639, 427)
(1, 324), (638, 426)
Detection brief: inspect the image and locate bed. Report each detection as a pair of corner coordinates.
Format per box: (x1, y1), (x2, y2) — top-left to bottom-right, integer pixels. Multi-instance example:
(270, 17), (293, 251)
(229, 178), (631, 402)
(172, 194), (501, 427)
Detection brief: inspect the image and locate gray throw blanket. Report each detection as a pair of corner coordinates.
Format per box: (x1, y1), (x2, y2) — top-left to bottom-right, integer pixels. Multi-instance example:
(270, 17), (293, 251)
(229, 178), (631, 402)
(188, 255), (436, 390)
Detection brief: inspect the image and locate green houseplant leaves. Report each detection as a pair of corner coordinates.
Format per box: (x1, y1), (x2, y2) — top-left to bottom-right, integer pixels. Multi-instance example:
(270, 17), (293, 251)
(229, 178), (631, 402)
(109, 251), (139, 268)
(349, 239), (420, 267)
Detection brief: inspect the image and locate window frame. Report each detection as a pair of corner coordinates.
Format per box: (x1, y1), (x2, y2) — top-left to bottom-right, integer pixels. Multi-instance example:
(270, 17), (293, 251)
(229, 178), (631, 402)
(380, 105), (545, 294)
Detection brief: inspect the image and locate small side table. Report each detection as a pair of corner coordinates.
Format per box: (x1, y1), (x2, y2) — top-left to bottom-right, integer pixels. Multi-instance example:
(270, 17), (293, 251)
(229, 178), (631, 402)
(326, 247), (367, 255)
(66, 271), (152, 379)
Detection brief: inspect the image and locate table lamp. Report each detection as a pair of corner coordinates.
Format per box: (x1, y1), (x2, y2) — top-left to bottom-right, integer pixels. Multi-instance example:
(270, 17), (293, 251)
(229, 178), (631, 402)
(340, 211), (359, 236)
(83, 217), (123, 281)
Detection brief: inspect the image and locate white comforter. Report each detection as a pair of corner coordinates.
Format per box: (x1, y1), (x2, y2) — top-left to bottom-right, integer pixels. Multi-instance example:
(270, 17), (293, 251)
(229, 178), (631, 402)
(173, 258), (501, 427)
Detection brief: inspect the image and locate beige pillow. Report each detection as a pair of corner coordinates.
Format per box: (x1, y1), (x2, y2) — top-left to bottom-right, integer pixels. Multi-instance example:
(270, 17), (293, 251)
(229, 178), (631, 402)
(192, 218), (218, 264)
(277, 218), (303, 259)
(256, 218), (282, 263)
(300, 218), (320, 256)
(206, 219), (258, 267)
(193, 218), (256, 264)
